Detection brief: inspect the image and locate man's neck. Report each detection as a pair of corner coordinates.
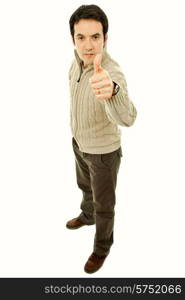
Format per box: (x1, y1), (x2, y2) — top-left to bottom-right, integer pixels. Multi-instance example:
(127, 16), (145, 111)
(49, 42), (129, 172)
(82, 62), (87, 69)
(82, 61), (91, 69)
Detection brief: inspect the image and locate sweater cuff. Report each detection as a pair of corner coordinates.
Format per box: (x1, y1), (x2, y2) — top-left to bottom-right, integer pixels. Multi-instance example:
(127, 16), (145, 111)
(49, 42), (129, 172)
(103, 86), (137, 127)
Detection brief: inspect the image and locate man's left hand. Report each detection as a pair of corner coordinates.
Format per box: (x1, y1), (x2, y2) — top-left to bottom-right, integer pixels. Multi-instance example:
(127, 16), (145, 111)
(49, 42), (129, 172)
(89, 53), (114, 100)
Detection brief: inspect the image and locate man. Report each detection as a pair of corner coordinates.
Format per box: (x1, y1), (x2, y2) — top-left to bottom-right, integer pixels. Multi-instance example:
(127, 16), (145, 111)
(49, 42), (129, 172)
(66, 4), (137, 273)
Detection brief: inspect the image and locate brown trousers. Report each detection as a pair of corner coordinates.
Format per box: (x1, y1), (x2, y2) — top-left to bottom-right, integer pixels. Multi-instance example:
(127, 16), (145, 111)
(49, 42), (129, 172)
(72, 137), (122, 256)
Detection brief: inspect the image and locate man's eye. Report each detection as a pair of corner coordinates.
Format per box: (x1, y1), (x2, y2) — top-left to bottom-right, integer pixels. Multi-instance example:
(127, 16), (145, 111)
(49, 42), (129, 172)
(78, 37), (84, 40)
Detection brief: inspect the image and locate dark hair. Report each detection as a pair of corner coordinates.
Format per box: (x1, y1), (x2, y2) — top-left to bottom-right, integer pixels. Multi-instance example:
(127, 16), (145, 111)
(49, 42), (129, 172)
(69, 4), (109, 41)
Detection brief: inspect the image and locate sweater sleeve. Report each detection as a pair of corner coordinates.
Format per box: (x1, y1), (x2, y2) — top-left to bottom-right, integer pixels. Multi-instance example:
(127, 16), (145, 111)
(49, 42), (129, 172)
(103, 65), (137, 127)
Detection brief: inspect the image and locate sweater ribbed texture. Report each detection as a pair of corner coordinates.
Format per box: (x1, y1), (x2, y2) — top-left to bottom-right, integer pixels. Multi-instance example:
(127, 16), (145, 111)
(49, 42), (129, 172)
(69, 48), (137, 154)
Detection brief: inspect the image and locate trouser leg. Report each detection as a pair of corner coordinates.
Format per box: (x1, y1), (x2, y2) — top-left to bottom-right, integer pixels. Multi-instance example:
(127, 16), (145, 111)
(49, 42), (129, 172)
(72, 138), (95, 224)
(88, 148), (122, 256)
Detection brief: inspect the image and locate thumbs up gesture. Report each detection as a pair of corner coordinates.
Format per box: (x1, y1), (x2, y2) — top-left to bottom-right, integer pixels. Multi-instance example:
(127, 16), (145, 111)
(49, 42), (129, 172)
(89, 53), (114, 100)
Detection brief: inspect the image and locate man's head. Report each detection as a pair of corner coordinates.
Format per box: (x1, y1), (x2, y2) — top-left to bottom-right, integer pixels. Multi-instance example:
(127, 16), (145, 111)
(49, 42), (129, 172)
(69, 5), (109, 68)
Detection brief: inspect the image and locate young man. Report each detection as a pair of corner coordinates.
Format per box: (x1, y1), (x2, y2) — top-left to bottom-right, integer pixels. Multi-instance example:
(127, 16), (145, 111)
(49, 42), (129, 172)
(66, 4), (137, 273)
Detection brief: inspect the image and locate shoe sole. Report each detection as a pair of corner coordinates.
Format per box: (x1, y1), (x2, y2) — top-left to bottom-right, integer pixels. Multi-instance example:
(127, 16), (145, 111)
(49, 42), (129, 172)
(66, 224), (86, 230)
(84, 265), (104, 274)
(66, 223), (95, 230)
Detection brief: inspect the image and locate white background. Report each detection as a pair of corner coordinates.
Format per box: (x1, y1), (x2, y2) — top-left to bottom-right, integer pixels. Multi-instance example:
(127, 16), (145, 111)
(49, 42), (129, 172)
(0, 0), (185, 277)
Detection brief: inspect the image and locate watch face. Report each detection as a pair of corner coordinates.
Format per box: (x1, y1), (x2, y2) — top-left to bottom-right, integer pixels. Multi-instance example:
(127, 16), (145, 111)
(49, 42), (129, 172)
(114, 83), (119, 95)
(112, 82), (120, 96)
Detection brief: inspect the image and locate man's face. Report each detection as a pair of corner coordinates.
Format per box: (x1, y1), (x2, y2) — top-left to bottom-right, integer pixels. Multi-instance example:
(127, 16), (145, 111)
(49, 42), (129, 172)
(73, 19), (107, 68)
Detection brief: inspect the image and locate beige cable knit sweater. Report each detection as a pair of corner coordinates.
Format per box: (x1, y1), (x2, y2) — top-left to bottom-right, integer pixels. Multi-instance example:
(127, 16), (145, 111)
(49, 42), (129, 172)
(69, 48), (137, 154)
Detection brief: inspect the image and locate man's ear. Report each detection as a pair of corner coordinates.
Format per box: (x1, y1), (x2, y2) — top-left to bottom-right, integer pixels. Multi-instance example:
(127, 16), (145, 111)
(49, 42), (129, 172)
(104, 34), (108, 47)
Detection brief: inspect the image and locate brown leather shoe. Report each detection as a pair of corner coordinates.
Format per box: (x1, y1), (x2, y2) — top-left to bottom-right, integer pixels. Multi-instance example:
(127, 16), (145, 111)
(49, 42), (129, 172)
(66, 217), (86, 229)
(84, 252), (107, 273)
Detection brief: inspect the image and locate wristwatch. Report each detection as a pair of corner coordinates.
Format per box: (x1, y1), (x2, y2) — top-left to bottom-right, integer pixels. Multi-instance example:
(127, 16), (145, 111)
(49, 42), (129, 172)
(112, 81), (120, 96)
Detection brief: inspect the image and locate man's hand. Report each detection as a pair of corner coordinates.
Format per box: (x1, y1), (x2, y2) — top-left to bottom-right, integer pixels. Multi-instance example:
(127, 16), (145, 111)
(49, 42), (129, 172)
(89, 53), (114, 100)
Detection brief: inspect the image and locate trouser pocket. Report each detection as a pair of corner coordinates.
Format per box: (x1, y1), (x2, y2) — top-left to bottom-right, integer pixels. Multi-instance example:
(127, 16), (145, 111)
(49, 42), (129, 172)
(100, 147), (122, 168)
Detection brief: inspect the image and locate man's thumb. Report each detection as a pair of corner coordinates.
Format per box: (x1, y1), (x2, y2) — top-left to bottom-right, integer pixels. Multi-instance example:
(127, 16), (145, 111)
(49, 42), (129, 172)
(93, 53), (102, 73)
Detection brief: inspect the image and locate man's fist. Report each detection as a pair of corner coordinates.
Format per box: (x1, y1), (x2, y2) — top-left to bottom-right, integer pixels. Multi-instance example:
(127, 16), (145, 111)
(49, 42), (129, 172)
(89, 53), (114, 100)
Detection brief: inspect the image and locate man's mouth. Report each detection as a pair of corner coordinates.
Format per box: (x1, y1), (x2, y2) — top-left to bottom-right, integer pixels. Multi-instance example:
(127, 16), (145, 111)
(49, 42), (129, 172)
(84, 53), (94, 56)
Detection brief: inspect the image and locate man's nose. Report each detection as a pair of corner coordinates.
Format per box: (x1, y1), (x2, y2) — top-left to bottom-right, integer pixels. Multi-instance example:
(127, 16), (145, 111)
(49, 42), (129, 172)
(85, 38), (93, 51)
